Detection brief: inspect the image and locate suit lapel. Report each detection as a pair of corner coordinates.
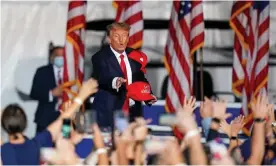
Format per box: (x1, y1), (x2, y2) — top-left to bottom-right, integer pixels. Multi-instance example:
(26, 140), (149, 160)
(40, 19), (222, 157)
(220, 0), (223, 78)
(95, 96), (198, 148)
(106, 46), (124, 76)
(49, 65), (57, 87)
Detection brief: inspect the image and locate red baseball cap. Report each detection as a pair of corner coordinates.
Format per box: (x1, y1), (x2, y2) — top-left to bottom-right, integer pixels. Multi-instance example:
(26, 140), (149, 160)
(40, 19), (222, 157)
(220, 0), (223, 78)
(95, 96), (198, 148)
(127, 81), (154, 101)
(128, 51), (148, 74)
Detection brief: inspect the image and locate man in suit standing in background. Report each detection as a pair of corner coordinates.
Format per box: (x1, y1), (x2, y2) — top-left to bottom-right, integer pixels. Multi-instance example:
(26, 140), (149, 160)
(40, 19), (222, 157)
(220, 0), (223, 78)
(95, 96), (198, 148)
(30, 46), (64, 134)
(91, 22), (157, 128)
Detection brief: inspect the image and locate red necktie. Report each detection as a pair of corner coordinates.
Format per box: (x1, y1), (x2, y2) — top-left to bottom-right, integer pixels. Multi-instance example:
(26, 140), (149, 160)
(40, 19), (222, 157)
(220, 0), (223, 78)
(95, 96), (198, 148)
(120, 54), (129, 113)
(58, 69), (62, 85)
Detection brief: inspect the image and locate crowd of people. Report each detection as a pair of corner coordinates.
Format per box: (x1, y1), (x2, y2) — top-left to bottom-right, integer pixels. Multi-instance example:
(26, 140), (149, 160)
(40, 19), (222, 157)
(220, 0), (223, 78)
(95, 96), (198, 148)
(1, 77), (276, 165)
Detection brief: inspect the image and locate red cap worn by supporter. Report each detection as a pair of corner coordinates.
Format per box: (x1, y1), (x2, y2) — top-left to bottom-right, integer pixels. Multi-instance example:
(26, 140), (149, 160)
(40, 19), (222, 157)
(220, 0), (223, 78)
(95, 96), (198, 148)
(127, 81), (154, 101)
(128, 50), (148, 74)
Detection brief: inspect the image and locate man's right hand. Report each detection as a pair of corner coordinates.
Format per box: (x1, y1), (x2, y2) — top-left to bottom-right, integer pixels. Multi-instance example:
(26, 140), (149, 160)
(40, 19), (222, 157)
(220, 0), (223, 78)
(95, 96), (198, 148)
(52, 86), (63, 97)
(116, 77), (127, 89)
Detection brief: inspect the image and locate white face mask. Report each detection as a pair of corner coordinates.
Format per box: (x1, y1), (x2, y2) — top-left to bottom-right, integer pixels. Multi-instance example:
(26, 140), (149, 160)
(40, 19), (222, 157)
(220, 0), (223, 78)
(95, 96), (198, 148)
(53, 56), (64, 68)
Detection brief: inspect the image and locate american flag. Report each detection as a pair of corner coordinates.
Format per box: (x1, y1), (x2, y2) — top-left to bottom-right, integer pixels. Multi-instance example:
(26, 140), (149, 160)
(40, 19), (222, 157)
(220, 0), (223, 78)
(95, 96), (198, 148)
(164, 0), (204, 138)
(62, 1), (86, 106)
(113, 0), (143, 49)
(230, 1), (270, 134)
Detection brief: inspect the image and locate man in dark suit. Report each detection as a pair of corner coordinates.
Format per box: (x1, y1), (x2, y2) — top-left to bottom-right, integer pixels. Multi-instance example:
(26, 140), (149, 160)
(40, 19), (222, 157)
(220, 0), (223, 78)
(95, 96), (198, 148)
(91, 22), (157, 127)
(30, 46), (64, 134)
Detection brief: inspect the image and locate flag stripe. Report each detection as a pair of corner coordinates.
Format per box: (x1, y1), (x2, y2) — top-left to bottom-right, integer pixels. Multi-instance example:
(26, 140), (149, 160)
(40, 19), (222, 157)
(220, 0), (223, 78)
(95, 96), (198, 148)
(129, 19), (143, 36)
(69, 1), (86, 10)
(168, 22), (191, 84)
(67, 15), (86, 33)
(121, 1), (141, 21)
(68, 5), (86, 20)
(114, 0), (143, 49)
(170, 9), (191, 70)
(166, 37), (190, 97)
(128, 30), (143, 48)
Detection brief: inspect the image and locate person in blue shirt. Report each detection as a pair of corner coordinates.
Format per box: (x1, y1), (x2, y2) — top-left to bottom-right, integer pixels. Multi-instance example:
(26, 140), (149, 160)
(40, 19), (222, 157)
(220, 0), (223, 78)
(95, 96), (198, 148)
(1, 78), (99, 165)
(1, 104), (53, 165)
(70, 120), (94, 159)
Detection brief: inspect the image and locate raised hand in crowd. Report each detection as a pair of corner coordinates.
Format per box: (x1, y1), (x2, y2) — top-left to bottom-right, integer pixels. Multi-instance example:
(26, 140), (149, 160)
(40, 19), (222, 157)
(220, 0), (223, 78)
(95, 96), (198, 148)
(251, 95), (269, 119)
(176, 109), (198, 134)
(219, 119), (231, 137)
(200, 97), (215, 139)
(175, 109), (207, 165)
(207, 99), (232, 135)
(133, 118), (151, 165)
(228, 115), (245, 151)
(61, 78), (98, 119)
(133, 117), (151, 141)
(231, 115), (245, 137)
(77, 78), (99, 100)
(247, 95), (270, 165)
(220, 115), (245, 139)
(182, 96), (196, 114)
(200, 96), (213, 119)
(116, 122), (138, 164)
(212, 99), (232, 120)
(115, 117), (151, 165)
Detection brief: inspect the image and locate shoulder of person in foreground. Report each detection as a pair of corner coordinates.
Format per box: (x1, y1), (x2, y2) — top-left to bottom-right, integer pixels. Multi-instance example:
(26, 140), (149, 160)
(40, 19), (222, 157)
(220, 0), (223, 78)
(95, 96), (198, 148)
(33, 129), (54, 148)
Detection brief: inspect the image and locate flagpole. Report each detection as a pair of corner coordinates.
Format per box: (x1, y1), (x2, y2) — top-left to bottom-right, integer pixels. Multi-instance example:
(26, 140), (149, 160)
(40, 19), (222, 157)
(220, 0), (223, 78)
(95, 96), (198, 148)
(193, 52), (198, 99)
(199, 48), (204, 101)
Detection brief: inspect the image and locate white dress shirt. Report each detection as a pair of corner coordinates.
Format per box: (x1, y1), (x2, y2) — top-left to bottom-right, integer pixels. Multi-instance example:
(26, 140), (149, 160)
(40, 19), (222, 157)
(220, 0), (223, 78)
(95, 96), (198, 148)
(110, 46), (135, 106)
(49, 65), (64, 102)
(110, 46), (132, 86)
(53, 65), (64, 85)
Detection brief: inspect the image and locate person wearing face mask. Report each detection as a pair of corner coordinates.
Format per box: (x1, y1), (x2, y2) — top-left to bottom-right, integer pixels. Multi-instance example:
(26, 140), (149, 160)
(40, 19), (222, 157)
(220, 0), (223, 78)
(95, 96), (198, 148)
(30, 46), (65, 134)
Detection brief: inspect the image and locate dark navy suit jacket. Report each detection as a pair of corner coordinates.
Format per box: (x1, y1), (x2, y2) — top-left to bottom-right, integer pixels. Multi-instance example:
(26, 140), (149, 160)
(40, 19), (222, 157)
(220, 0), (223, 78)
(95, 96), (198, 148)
(91, 46), (151, 127)
(30, 64), (60, 130)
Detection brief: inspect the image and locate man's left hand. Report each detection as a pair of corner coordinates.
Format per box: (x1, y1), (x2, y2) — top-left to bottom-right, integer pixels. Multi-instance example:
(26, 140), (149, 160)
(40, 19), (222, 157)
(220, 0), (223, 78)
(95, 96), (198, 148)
(148, 95), (157, 105)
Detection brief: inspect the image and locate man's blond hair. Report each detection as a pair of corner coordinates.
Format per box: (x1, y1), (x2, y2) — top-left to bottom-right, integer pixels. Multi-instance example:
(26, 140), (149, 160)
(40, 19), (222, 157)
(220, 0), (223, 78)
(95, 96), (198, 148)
(106, 22), (131, 36)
